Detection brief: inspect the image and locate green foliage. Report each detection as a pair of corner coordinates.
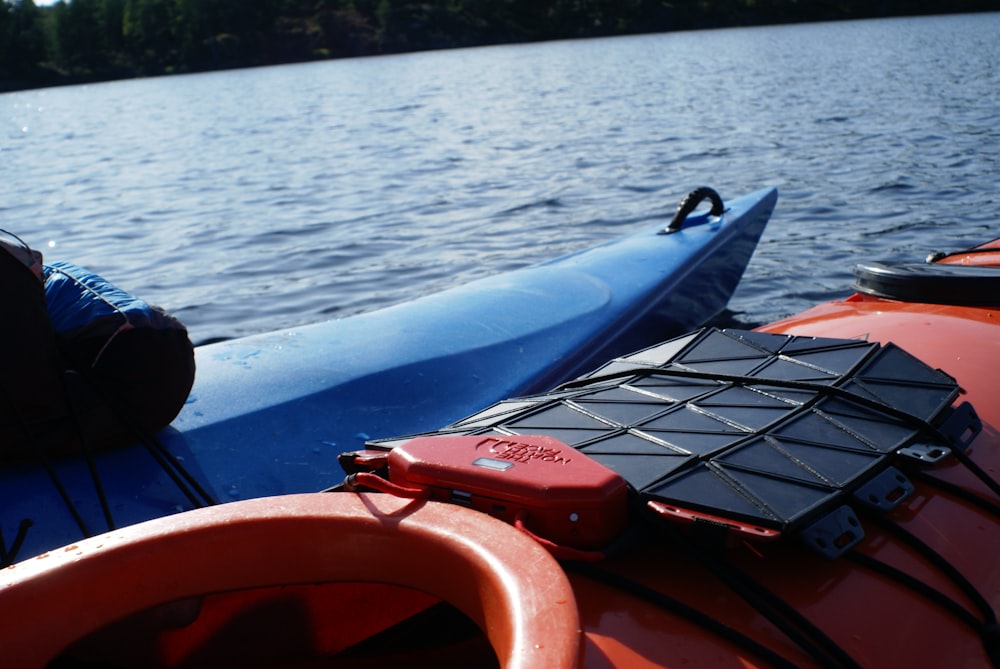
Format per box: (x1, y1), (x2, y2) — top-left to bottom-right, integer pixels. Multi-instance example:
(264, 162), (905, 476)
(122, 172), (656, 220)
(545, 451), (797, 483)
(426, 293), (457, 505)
(1, 0), (995, 91)
(2, 0), (48, 83)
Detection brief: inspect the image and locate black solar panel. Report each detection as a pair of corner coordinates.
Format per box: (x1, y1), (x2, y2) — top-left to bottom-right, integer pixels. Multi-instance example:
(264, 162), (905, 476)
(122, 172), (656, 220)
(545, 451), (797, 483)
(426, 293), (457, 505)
(371, 328), (977, 556)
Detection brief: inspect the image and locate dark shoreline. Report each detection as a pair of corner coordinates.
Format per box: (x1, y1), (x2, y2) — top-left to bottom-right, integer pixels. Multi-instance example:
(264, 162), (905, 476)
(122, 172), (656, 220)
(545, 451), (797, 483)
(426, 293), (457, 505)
(2, 2), (996, 94)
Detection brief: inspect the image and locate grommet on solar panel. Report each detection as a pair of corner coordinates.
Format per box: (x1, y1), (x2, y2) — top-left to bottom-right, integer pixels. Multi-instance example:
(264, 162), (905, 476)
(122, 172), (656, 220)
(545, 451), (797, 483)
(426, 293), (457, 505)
(898, 402), (982, 465)
(898, 442), (951, 465)
(937, 401), (982, 450)
(800, 506), (864, 559)
(851, 467), (914, 512)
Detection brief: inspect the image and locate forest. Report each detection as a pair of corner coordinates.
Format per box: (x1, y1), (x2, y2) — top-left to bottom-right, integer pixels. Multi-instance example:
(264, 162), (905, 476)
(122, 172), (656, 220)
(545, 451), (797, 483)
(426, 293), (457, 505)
(2, 0), (995, 92)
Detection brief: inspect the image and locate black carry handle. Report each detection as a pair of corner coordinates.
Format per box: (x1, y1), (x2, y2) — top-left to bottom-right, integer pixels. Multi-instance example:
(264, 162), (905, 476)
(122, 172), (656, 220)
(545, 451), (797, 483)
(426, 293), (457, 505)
(664, 187), (725, 233)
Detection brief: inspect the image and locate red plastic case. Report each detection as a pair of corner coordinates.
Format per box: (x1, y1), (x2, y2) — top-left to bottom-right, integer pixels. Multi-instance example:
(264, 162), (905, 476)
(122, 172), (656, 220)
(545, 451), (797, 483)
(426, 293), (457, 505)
(388, 434), (629, 550)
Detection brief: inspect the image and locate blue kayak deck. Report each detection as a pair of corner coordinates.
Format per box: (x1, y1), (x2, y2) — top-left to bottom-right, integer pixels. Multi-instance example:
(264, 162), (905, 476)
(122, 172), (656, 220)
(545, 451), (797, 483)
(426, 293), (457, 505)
(0, 188), (776, 563)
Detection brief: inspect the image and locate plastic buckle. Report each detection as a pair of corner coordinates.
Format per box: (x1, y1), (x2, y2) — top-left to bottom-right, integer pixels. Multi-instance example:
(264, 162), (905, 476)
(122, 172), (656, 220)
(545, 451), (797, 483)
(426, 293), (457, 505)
(852, 467), (913, 512)
(800, 506), (863, 559)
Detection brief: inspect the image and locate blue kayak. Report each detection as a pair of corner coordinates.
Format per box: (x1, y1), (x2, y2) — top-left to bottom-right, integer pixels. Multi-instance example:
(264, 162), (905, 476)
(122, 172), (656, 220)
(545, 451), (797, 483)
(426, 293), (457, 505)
(0, 187), (776, 563)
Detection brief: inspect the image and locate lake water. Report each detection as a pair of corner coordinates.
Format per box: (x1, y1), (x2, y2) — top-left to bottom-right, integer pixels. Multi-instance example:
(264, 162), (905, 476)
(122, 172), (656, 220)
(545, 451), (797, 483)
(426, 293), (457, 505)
(2, 12), (998, 346)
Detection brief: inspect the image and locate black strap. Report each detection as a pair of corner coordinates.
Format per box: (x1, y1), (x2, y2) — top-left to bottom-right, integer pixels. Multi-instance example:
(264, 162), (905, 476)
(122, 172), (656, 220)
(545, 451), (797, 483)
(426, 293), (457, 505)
(571, 561), (802, 669)
(0, 519), (33, 568)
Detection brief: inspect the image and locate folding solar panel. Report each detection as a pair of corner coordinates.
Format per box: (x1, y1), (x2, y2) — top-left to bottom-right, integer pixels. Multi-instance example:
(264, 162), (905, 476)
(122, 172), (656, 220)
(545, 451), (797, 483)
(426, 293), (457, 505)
(368, 328), (979, 557)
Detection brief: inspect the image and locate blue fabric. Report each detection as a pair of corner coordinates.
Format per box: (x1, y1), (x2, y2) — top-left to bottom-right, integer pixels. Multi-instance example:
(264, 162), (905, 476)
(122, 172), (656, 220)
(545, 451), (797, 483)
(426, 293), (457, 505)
(43, 262), (176, 336)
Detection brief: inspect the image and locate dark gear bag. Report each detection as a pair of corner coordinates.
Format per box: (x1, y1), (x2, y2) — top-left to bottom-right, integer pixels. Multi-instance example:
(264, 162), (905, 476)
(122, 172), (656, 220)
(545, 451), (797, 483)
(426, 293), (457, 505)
(0, 232), (195, 460)
(44, 261), (196, 445)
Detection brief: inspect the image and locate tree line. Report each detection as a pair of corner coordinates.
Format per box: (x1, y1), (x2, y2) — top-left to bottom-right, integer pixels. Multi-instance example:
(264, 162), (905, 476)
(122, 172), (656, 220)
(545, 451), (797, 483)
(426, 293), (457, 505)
(2, 0), (994, 92)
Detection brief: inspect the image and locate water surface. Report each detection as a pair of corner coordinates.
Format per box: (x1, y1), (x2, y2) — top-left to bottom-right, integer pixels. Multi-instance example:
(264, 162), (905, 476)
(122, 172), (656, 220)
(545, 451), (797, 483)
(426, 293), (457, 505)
(3, 13), (998, 344)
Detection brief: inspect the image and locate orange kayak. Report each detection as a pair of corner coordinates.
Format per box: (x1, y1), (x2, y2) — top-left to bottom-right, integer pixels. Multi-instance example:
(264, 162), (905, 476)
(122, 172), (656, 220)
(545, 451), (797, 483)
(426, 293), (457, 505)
(4, 241), (1000, 668)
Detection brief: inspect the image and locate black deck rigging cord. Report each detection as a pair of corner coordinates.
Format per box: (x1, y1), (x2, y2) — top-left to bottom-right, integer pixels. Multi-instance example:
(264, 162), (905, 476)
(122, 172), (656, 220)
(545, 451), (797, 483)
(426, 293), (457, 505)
(0, 518), (33, 567)
(864, 512), (997, 626)
(846, 551), (990, 636)
(570, 561), (802, 669)
(63, 370), (117, 532)
(653, 521), (864, 669)
(914, 471), (1000, 520)
(40, 456), (94, 539)
(135, 427), (217, 509)
(848, 515), (1000, 667)
(947, 446), (1000, 499)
